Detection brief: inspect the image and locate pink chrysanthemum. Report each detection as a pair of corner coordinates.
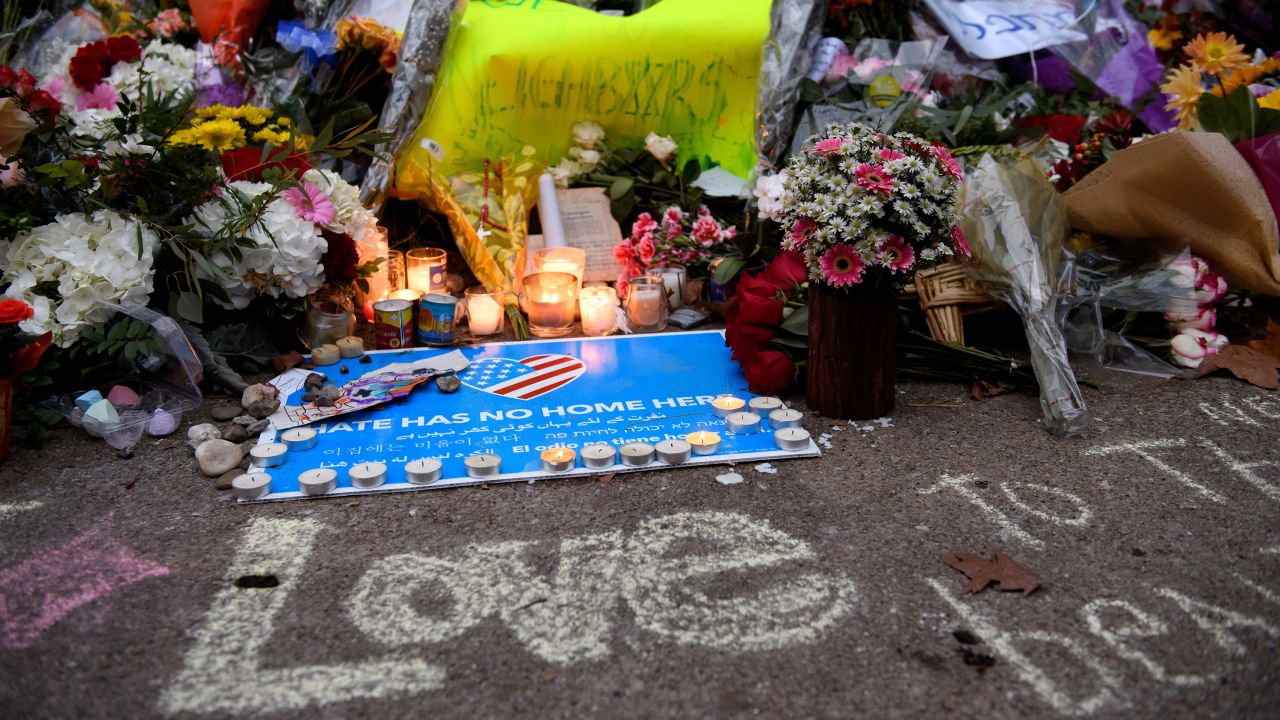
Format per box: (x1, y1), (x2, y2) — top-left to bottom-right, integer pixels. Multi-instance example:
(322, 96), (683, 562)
(812, 137), (848, 157)
(76, 82), (120, 111)
(931, 144), (964, 180)
(284, 183), (337, 226)
(876, 234), (915, 274)
(854, 163), (894, 194)
(786, 217), (817, 250)
(951, 224), (970, 256)
(819, 244), (865, 287)
(879, 148), (906, 162)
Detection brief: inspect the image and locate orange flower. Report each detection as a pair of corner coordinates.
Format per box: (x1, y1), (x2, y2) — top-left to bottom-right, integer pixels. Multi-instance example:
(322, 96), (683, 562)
(1148, 26), (1182, 52)
(1260, 89), (1280, 112)
(1211, 64), (1263, 97)
(1184, 32), (1250, 75)
(1160, 64), (1204, 129)
(336, 16), (400, 73)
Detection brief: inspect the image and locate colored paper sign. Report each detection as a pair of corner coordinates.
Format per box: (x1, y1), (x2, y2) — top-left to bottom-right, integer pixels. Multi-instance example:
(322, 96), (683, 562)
(248, 331), (818, 501)
(923, 0), (1089, 60)
(400, 0), (771, 183)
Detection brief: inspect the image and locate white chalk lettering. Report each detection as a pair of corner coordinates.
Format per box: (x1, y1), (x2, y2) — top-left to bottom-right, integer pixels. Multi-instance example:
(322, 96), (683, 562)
(1083, 439), (1225, 504)
(919, 474), (1044, 549)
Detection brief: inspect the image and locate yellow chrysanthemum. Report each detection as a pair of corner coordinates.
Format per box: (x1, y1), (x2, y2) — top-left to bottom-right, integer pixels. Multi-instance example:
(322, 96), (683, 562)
(236, 106), (272, 125)
(190, 118), (246, 151)
(167, 127), (203, 147)
(252, 127), (291, 146)
(1185, 32), (1250, 75)
(195, 104), (233, 120)
(292, 132), (313, 151)
(276, 117), (292, 127)
(1148, 26), (1182, 52)
(1260, 89), (1280, 112)
(1161, 63), (1204, 130)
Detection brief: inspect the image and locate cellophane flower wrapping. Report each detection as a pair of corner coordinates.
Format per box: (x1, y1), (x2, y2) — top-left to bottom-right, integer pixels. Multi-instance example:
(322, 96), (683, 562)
(958, 155), (1086, 436)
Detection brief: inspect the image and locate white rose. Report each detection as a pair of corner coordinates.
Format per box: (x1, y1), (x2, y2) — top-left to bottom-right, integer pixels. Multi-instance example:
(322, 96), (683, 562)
(571, 121), (605, 149)
(568, 146), (602, 167)
(548, 159), (582, 188)
(645, 132), (678, 165)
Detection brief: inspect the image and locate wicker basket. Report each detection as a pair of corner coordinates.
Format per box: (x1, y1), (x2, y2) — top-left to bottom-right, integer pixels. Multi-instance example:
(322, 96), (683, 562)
(911, 263), (1000, 346)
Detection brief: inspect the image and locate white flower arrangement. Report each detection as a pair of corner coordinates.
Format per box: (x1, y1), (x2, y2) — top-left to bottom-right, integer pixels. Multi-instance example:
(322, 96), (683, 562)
(46, 39), (195, 139)
(1, 210), (160, 346)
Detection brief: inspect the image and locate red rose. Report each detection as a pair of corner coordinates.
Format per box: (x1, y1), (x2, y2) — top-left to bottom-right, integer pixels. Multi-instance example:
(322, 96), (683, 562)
(758, 250), (807, 295)
(1014, 114), (1088, 146)
(25, 89), (61, 123)
(0, 299), (34, 324)
(105, 36), (142, 64)
(0, 66), (16, 91)
(743, 350), (795, 395)
(736, 270), (781, 298)
(736, 291), (784, 326)
(220, 146), (313, 181)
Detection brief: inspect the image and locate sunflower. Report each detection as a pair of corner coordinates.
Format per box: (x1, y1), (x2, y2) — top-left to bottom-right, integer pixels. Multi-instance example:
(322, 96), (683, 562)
(1184, 32), (1250, 75)
(189, 118), (246, 151)
(1160, 64), (1205, 129)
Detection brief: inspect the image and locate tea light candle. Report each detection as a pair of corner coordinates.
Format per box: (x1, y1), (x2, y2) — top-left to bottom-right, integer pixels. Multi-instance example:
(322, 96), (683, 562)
(768, 408), (804, 428)
(725, 411), (762, 434)
(280, 427), (317, 451)
(655, 439), (692, 464)
(686, 430), (721, 455)
(581, 444), (617, 469)
(336, 336), (364, 359)
(579, 285), (618, 336)
(231, 472), (271, 500)
(774, 427), (812, 452)
(540, 447), (577, 473)
(748, 396), (785, 414)
(250, 443), (288, 468)
(349, 461), (387, 489)
(711, 396), (746, 418)
(620, 442), (656, 467)
(311, 343), (340, 366)
(467, 293), (504, 335)
(465, 453), (501, 478)
(388, 288), (424, 302)
(404, 458), (443, 485)
(299, 468), (337, 495)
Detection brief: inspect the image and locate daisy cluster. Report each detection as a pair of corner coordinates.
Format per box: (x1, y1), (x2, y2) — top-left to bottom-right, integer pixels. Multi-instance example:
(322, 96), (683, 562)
(781, 123), (966, 289)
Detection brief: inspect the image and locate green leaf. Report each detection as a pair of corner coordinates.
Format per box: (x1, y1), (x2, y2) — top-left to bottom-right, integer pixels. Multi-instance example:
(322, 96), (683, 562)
(608, 177), (634, 200)
(1197, 87), (1280, 143)
(107, 321), (128, 341)
(771, 336), (808, 349)
(680, 159), (701, 186)
(712, 257), (746, 285)
(176, 291), (204, 324)
(779, 305), (809, 335)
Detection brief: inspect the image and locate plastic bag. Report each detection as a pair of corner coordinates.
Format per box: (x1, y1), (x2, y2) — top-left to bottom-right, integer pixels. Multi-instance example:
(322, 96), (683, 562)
(754, 0), (825, 172)
(959, 155), (1086, 437)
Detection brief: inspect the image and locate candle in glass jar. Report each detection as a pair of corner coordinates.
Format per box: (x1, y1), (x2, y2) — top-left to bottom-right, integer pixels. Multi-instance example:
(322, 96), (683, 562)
(406, 248), (447, 293)
(467, 292), (503, 336)
(528, 290), (575, 327)
(579, 285), (617, 336)
(388, 289), (423, 302)
(628, 285), (663, 326)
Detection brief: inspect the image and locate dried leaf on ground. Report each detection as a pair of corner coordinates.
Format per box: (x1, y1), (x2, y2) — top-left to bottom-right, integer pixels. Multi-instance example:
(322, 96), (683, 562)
(1245, 320), (1280, 359)
(597, 473), (617, 484)
(1198, 344), (1280, 389)
(970, 376), (1010, 401)
(944, 550), (1041, 595)
(273, 351), (304, 372)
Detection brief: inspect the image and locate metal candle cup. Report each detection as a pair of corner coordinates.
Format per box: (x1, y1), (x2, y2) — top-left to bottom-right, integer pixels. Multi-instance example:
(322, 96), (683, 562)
(280, 428), (317, 451)
(685, 431), (722, 455)
(349, 462), (387, 489)
(725, 411), (762, 435)
(465, 453), (502, 478)
(748, 396), (785, 414)
(711, 396), (746, 418)
(298, 468), (337, 495)
(231, 473), (271, 501)
(404, 458), (443, 485)
(768, 408), (804, 428)
(581, 444), (617, 469)
(540, 447), (577, 473)
(620, 442), (656, 467)
(774, 427), (812, 452)
(655, 439), (692, 464)
(250, 443), (288, 468)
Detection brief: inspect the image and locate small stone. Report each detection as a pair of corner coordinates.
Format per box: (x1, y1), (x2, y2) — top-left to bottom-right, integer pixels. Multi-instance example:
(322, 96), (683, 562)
(210, 403), (242, 421)
(436, 372), (462, 394)
(148, 408), (178, 436)
(223, 424), (249, 443)
(314, 385), (342, 407)
(245, 419), (269, 437)
(339, 365), (349, 375)
(107, 385), (141, 408)
(241, 383), (279, 412)
(358, 355), (372, 364)
(245, 397), (280, 420)
(300, 393), (315, 403)
(215, 469), (240, 490)
(233, 415), (256, 426)
(187, 423), (221, 450)
(303, 373), (327, 391)
(196, 439), (244, 477)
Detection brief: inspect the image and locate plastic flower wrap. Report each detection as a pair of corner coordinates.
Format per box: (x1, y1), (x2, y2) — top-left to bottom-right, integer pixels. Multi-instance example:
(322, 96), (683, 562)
(780, 122), (965, 291)
(1, 210), (160, 347)
(959, 155), (1086, 437)
(277, 20), (338, 74)
(1159, 31), (1280, 135)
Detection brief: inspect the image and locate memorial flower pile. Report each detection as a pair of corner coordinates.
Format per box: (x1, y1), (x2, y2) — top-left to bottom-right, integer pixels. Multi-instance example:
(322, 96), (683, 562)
(613, 205), (738, 283)
(781, 123), (966, 290)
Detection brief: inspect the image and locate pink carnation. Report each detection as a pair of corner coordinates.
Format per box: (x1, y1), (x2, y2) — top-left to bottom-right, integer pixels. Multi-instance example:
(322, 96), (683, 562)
(613, 241), (634, 265)
(76, 82), (119, 111)
(637, 237), (656, 264)
(630, 212), (657, 240)
(691, 215), (723, 247)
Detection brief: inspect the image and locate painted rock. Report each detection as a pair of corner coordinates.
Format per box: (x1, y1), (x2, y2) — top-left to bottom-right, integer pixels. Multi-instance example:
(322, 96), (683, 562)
(75, 389), (103, 413)
(148, 408), (179, 436)
(107, 385), (141, 408)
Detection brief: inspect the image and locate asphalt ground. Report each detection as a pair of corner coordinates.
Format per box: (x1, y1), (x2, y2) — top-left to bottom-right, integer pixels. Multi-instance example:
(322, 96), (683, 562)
(2, 361), (1279, 719)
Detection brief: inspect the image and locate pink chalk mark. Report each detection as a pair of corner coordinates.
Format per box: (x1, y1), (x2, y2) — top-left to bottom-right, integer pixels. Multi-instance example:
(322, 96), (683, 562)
(0, 514), (170, 649)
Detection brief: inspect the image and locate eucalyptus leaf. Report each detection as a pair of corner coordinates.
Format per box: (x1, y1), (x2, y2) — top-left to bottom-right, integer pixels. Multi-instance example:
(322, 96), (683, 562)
(175, 291), (204, 324)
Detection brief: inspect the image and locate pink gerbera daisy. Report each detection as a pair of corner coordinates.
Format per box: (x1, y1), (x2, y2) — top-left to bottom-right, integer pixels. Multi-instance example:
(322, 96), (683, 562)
(876, 234), (915, 274)
(284, 183), (337, 226)
(879, 148), (906, 162)
(854, 163), (895, 194)
(786, 217), (817, 250)
(950, 224), (970, 256)
(819, 244), (865, 287)
(812, 137), (848, 157)
(931, 144), (964, 180)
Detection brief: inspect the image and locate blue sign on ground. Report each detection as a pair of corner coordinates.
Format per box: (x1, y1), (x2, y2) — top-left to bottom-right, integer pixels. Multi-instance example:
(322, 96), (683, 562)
(250, 330), (818, 501)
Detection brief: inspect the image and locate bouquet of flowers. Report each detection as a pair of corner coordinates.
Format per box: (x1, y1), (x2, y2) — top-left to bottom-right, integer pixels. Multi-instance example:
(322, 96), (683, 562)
(612, 205), (737, 284)
(780, 123), (966, 291)
(1159, 32), (1280, 139)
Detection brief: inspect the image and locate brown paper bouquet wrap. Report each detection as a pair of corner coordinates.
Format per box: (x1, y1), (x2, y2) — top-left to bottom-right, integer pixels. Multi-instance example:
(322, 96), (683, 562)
(1063, 130), (1280, 296)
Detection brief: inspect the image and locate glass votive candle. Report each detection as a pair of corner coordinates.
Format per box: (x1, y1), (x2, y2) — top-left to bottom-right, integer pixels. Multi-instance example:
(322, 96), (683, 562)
(522, 271), (578, 337)
(533, 247), (587, 294)
(465, 285), (505, 337)
(406, 247), (447, 294)
(301, 291), (355, 348)
(625, 275), (668, 333)
(651, 264), (687, 310)
(578, 283), (617, 337)
(385, 249), (406, 293)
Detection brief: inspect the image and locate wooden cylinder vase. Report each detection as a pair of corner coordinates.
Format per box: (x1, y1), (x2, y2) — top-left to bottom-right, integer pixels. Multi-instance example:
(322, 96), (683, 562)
(806, 284), (897, 420)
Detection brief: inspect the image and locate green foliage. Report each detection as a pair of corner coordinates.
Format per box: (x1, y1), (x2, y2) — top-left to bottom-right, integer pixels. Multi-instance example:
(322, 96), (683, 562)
(577, 148), (707, 224)
(65, 316), (167, 377)
(1198, 87), (1280, 144)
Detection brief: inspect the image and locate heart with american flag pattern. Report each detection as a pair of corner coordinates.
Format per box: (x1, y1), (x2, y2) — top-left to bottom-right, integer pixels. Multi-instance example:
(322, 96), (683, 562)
(458, 354), (587, 400)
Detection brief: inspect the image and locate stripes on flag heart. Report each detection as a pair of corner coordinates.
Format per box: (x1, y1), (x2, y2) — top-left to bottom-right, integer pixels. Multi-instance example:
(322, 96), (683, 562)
(459, 354), (586, 400)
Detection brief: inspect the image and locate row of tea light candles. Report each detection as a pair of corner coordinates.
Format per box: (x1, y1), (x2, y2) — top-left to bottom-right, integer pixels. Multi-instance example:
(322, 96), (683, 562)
(229, 394), (810, 500)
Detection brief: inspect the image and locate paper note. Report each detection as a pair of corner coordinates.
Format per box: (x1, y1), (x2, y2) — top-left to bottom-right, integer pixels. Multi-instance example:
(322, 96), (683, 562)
(558, 188), (625, 283)
(922, 0), (1088, 60)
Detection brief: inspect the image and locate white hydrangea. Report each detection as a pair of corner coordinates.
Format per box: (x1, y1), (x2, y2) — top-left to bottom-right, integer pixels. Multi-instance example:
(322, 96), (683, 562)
(189, 182), (328, 309)
(2, 210), (160, 347)
(108, 40), (196, 101)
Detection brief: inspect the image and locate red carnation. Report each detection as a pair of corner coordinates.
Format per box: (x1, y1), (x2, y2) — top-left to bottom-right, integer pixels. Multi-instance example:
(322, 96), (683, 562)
(106, 36), (142, 64)
(742, 350), (796, 395)
(321, 231), (360, 286)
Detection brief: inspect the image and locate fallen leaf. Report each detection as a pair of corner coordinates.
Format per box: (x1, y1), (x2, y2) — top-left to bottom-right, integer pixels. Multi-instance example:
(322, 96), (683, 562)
(944, 550), (1041, 595)
(970, 376), (1009, 401)
(1245, 320), (1280, 359)
(596, 473), (617, 484)
(272, 351), (304, 372)
(1197, 344), (1280, 389)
